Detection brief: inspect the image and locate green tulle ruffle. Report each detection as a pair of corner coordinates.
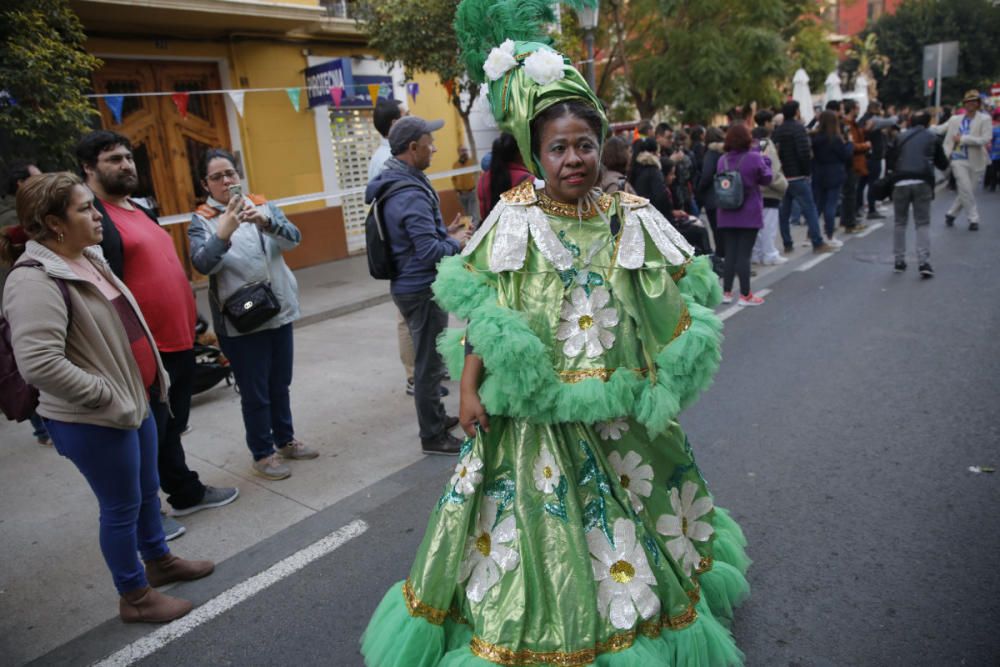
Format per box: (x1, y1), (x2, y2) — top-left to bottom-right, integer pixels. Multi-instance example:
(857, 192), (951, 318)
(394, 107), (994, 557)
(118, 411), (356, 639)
(432, 256), (723, 438)
(362, 583), (744, 667)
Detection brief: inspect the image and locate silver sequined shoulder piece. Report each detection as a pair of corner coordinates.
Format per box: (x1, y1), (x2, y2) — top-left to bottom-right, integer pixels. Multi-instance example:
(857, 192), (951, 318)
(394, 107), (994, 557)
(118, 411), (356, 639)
(488, 205), (531, 272)
(631, 206), (694, 266)
(462, 201), (506, 257)
(616, 208), (646, 269)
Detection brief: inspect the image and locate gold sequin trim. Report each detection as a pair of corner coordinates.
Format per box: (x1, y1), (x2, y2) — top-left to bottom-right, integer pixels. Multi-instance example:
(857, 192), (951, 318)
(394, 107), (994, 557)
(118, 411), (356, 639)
(695, 555), (714, 575)
(468, 604), (699, 666)
(687, 586), (701, 605)
(672, 309), (692, 340)
(499, 179), (537, 205)
(558, 367), (648, 384)
(672, 265), (687, 282)
(536, 188), (613, 218)
(617, 191), (650, 208)
(402, 579), (448, 625)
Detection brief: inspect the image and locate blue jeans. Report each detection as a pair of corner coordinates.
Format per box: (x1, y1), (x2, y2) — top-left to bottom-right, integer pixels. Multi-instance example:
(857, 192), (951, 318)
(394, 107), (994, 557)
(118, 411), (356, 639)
(779, 178), (824, 249)
(45, 413), (167, 594)
(219, 323), (295, 460)
(812, 182), (842, 238)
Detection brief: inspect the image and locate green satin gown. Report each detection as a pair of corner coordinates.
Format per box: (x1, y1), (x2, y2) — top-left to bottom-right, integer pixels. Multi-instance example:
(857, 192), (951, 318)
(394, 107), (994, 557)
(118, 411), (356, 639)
(362, 182), (750, 666)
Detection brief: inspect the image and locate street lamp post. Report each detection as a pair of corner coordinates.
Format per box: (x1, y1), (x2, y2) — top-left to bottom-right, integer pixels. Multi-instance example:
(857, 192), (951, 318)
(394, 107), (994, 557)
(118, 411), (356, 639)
(576, 6), (599, 92)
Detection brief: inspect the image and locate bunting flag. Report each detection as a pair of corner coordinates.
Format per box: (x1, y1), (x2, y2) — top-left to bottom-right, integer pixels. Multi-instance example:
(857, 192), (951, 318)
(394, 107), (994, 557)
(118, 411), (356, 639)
(227, 90), (245, 117)
(406, 82), (419, 104)
(105, 95), (124, 124)
(443, 79), (455, 100)
(330, 86), (343, 109)
(171, 92), (190, 119)
(367, 83), (381, 107)
(286, 87), (301, 112)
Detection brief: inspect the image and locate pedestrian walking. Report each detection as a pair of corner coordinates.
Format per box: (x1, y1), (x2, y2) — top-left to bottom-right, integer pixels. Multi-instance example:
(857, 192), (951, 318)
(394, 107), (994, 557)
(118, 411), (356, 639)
(188, 149), (315, 480)
(2, 172), (214, 623)
(840, 99), (870, 233)
(889, 111), (950, 277)
(811, 111), (852, 247)
(717, 123), (773, 306)
(77, 131), (238, 535)
(772, 100), (835, 254)
(696, 126), (727, 267)
(984, 109), (1000, 192)
(361, 5), (750, 662)
(943, 90), (992, 230)
(451, 146), (480, 227)
(364, 117), (469, 455)
(751, 109), (789, 265)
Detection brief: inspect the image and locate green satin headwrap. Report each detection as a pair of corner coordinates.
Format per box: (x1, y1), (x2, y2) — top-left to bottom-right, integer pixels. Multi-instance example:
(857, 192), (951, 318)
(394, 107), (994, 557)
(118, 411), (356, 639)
(486, 41), (608, 178)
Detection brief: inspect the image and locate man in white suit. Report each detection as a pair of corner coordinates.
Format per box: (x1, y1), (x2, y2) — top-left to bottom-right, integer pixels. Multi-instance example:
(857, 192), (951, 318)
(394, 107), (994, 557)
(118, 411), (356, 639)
(943, 90), (992, 231)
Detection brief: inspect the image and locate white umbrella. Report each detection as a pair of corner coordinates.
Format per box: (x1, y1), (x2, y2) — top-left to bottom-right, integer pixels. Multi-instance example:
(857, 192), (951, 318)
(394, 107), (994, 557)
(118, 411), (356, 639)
(823, 71), (843, 108)
(792, 68), (814, 125)
(852, 74), (869, 117)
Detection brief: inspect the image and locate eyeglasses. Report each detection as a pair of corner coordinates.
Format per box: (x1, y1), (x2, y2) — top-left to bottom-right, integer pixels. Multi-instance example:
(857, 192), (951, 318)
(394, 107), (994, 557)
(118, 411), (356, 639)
(206, 169), (238, 182)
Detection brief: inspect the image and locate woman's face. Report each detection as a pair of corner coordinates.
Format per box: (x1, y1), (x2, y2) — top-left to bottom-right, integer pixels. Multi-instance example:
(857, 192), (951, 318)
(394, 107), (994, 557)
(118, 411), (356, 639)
(664, 169), (676, 185)
(202, 157), (240, 204)
(537, 114), (600, 203)
(49, 185), (103, 252)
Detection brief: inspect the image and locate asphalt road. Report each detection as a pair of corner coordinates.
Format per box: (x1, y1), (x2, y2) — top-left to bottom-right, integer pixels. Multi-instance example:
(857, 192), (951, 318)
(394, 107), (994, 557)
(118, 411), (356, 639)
(38, 192), (1000, 667)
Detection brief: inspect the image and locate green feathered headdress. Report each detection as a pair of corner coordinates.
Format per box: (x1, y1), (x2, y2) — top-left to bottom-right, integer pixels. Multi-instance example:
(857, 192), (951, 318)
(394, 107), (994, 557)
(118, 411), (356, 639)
(454, 0), (607, 177)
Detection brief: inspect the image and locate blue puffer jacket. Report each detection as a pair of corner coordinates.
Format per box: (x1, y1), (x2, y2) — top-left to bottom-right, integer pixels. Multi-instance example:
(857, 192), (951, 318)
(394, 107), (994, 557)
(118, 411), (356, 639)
(364, 158), (460, 295)
(811, 133), (852, 190)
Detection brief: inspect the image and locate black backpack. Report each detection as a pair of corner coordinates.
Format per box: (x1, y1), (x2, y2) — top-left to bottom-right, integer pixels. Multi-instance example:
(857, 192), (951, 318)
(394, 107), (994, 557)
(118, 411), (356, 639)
(365, 181), (420, 280)
(1, 261), (72, 422)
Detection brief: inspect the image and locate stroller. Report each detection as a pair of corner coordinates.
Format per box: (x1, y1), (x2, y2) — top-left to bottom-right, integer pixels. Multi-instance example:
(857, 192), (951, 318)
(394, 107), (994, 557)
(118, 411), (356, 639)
(192, 315), (233, 395)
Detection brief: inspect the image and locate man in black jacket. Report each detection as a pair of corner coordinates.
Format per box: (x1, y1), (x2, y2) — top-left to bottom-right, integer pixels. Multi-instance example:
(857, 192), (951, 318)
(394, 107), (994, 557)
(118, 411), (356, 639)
(890, 111), (950, 277)
(772, 101), (835, 254)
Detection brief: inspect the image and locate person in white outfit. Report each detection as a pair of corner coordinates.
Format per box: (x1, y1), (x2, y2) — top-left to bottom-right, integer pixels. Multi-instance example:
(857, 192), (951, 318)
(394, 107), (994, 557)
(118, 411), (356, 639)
(751, 110), (789, 265)
(943, 90), (992, 231)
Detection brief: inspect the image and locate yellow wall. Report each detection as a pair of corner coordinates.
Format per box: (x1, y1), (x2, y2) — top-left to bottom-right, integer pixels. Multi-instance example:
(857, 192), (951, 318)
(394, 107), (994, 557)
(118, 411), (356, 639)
(86, 36), (465, 216)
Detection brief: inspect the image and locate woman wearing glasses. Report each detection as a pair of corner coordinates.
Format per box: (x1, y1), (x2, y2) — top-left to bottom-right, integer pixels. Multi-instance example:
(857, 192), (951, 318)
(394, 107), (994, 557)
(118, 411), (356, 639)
(188, 149), (316, 481)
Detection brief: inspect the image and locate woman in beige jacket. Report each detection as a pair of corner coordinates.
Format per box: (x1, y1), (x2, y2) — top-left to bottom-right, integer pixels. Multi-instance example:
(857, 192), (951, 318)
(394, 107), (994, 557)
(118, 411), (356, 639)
(2, 173), (213, 623)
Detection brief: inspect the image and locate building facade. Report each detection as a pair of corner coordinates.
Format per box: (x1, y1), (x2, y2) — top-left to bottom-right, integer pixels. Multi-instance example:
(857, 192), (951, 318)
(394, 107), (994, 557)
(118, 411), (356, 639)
(71, 0), (472, 275)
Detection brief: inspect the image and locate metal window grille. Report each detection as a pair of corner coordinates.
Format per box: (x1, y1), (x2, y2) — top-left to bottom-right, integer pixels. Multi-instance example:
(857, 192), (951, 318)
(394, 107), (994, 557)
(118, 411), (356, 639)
(328, 108), (381, 253)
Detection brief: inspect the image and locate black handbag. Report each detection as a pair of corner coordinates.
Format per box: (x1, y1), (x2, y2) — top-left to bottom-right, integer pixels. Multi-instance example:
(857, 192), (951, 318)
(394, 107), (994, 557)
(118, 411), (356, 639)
(214, 228), (280, 334)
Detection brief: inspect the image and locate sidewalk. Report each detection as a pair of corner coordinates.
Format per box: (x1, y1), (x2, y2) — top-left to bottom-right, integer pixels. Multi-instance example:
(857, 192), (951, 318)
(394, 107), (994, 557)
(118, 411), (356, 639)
(0, 218), (853, 664)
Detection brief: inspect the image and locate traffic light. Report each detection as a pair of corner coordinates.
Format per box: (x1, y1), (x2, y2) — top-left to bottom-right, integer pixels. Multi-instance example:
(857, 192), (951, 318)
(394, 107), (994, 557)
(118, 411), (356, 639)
(925, 77), (935, 96)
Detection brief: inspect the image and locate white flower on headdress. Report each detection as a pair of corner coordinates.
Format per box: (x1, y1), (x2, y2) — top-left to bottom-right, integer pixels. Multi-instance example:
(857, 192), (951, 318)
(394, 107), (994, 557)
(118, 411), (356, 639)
(484, 39), (518, 81)
(523, 47), (566, 86)
(556, 286), (618, 358)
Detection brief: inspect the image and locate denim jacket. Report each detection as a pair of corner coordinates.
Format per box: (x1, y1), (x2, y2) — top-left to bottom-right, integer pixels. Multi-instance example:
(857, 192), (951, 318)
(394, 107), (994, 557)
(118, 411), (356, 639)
(188, 196), (301, 337)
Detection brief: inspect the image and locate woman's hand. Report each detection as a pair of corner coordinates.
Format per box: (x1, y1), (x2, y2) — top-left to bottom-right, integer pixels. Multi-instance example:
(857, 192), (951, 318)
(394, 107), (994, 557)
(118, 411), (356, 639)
(216, 195), (245, 241)
(240, 202), (271, 229)
(459, 353), (489, 438)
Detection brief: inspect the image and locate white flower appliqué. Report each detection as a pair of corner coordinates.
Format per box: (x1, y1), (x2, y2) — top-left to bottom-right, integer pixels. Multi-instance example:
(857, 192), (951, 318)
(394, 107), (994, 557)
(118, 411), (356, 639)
(596, 417), (630, 441)
(587, 518), (660, 629)
(655, 481), (715, 576)
(555, 286), (618, 358)
(522, 47), (565, 86)
(460, 497), (520, 603)
(483, 39), (518, 81)
(607, 450), (653, 513)
(450, 453), (484, 496)
(532, 447), (562, 494)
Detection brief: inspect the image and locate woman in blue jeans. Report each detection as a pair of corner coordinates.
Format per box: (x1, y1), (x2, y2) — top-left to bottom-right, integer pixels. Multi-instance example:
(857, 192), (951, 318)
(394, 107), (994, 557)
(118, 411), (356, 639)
(188, 149), (316, 481)
(811, 111), (852, 246)
(3, 173), (213, 623)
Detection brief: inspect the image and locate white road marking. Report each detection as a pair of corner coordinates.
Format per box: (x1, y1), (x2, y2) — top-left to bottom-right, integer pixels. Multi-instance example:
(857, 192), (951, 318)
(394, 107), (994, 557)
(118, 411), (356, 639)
(718, 289), (772, 320)
(796, 253), (834, 272)
(94, 519), (369, 667)
(855, 222), (884, 238)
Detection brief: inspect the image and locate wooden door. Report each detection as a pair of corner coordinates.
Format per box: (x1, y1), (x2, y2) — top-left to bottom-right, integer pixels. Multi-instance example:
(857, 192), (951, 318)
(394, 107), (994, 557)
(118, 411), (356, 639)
(92, 60), (233, 278)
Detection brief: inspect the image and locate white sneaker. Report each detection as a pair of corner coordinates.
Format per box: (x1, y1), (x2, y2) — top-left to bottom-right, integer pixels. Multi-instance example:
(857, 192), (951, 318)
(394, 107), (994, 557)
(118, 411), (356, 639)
(825, 238), (844, 248)
(721, 291), (734, 304)
(762, 256), (788, 265)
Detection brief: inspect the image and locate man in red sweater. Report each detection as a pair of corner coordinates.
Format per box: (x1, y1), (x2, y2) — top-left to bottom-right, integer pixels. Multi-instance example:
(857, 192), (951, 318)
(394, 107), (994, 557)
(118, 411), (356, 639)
(77, 131), (238, 540)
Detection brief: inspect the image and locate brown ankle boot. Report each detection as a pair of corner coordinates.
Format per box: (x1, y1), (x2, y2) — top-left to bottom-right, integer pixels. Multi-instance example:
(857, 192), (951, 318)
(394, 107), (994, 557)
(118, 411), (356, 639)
(119, 586), (192, 623)
(145, 553), (215, 588)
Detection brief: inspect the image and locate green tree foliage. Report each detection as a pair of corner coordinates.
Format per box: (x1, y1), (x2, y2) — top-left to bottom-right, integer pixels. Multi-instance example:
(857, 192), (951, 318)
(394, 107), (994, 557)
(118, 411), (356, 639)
(0, 0), (101, 169)
(870, 0), (1000, 107)
(783, 0), (837, 89)
(356, 0), (479, 156)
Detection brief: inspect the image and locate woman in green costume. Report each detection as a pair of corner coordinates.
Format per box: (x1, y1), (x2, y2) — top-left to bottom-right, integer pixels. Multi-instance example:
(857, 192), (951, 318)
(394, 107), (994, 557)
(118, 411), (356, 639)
(361, 2), (750, 665)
